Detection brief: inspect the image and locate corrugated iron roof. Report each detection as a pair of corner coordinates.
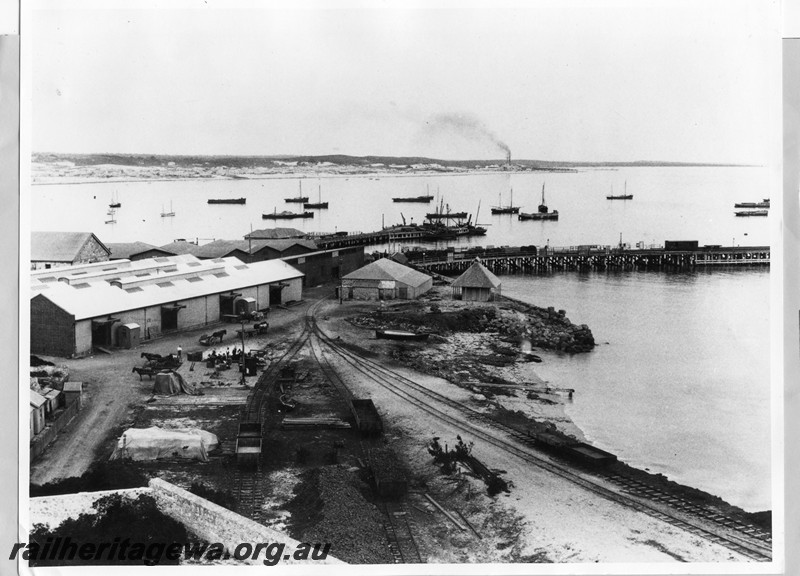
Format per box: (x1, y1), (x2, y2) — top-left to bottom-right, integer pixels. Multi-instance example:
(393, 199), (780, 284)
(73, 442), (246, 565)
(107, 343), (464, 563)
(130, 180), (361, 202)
(452, 260), (502, 289)
(244, 227), (306, 239)
(30, 390), (47, 408)
(32, 256), (304, 320)
(158, 240), (204, 256)
(106, 242), (176, 260)
(342, 258), (431, 288)
(31, 231), (110, 262)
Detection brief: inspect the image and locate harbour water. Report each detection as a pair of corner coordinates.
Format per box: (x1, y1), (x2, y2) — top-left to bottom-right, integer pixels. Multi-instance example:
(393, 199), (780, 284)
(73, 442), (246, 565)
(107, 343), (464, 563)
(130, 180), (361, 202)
(501, 269), (771, 512)
(30, 166), (773, 511)
(31, 166), (771, 249)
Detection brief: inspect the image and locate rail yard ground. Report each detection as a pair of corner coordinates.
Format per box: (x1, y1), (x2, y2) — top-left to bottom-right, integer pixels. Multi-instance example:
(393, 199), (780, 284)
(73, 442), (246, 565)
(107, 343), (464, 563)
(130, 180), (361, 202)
(29, 283), (771, 564)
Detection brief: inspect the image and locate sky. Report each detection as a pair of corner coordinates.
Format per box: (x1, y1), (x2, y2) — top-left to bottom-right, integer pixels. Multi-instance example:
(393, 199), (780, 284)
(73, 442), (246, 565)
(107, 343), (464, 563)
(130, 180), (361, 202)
(29, 0), (780, 163)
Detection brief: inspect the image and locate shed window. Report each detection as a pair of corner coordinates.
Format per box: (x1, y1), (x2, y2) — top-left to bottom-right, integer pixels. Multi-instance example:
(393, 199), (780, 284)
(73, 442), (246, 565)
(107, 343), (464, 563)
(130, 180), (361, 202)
(186, 276), (203, 283)
(297, 257), (306, 264)
(135, 272), (151, 277)
(125, 287), (144, 293)
(156, 281), (174, 288)
(73, 283), (91, 289)
(213, 272), (229, 278)
(186, 261), (201, 267)
(72, 271), (87, 276)
(38, 276), (57, 283)
(234, 264), (249, 270)
(153, 257), (170, 263)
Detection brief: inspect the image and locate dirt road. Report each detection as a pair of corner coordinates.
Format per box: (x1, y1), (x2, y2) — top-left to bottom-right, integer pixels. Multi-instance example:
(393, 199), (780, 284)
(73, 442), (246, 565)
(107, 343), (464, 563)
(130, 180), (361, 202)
(30, 292), (324, 486)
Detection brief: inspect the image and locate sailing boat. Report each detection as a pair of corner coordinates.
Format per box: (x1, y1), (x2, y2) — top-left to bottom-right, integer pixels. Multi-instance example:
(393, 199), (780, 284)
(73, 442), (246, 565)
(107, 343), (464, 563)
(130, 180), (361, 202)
(109, 191), (121, 208)
(518, 183), (559, 221)
(161, 201), (175, 217)
(491, 188), (520, 214)
(304, 183), (329, 209)
(285, 180), (309, 203)
(607, 181), (633, 200)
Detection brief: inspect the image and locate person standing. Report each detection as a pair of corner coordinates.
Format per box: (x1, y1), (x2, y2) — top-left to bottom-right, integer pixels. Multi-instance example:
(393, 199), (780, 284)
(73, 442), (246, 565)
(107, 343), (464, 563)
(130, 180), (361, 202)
(177, 345), (182, 361)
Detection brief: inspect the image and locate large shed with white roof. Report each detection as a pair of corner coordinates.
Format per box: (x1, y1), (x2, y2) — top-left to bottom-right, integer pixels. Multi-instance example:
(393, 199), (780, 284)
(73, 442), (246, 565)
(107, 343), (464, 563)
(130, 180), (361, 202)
(30, 255), (303, 357)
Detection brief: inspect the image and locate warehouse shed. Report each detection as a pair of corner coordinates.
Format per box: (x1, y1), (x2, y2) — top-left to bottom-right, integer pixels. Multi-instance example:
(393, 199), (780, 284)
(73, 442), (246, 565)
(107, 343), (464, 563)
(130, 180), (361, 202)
(452, 259), (502, 302)
(30, 255), (304, 357)
(31, 231), (110, 270)
(341, 258), (432, 300)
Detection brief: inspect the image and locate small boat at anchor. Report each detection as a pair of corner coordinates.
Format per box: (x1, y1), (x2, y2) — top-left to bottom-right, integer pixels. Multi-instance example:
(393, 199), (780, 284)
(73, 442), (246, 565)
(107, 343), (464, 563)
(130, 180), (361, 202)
(208, 198), (246, 204)
(303, 184), (328, 209)
(491, 188), (520, 214)
(376, 329), (430, 341)
(263, 209), (314, 220)
(160, 201), (175, 217)
(109, 191), (121, 208)
(735, 210), (768, 217)
(393, 195), (434, 203)
(734, 198), (770, 208)
(285, 180), (309, 203)
(519, 183), (559, 221)
(607, 181), (633, 200)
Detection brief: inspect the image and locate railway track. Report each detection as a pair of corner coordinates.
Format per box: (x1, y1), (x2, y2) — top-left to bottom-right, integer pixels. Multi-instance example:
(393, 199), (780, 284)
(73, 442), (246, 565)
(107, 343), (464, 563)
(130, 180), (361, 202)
(305, 304), (772, 562)
(383, 502), (425, 563)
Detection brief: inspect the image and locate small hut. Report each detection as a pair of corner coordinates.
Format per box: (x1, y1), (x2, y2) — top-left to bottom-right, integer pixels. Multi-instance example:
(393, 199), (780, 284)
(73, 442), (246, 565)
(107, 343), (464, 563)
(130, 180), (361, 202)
(451, 258), (502, 302)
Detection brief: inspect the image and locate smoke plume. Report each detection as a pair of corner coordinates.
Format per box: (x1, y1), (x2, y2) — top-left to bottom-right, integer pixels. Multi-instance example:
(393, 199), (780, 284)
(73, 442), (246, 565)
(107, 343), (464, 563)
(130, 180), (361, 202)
(423, 112), (510, 156)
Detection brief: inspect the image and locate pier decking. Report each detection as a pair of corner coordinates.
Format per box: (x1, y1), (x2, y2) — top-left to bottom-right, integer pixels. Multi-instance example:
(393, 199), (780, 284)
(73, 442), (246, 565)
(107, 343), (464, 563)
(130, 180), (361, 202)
(403, 245), (769, 273)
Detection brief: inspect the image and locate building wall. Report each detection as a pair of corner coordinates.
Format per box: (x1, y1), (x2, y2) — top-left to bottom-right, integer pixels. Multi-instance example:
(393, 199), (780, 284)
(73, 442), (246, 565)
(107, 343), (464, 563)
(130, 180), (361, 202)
(74, 319), (93, 355)
(30, 295), (75, 357)
(284, 246), (364, 287)
(462, 287), (491, 302)
(30, 261), (71, 271)
(75, 237), (110, 265)
(281, 277), (302, 303)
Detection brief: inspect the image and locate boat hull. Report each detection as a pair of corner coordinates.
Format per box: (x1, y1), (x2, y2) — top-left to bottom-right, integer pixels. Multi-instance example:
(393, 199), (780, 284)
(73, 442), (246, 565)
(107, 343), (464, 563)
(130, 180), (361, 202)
(392, 196), (434, 203)
(735, 210), (768, 217)
(284, 197), (309, 203)
(208, 198), (246, 204)
(376, 329), (430, 341)
(606, 195), (633, 200)
(519, 211), (559, 221)
(491, 207), (520, 214)
(263, 212), (314, 219)
(303, 202), (329, 209)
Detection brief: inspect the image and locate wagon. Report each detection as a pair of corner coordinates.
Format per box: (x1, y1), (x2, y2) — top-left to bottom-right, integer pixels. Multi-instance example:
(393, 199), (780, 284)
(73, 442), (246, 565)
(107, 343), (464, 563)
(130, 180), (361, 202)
(350, 399), (383, 435)
(236, 422), (262, 467)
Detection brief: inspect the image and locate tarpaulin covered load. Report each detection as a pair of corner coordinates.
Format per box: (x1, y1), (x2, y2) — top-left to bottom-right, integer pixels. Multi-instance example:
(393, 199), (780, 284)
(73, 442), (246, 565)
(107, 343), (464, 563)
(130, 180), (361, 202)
(151, 371), (201, 396)
(109, 426), (219, 462)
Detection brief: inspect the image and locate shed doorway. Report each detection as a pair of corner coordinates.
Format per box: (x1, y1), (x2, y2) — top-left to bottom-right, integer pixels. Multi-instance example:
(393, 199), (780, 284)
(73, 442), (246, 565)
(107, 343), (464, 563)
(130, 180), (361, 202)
(269, 285), (283, 305)
(91, 318), (118, 348)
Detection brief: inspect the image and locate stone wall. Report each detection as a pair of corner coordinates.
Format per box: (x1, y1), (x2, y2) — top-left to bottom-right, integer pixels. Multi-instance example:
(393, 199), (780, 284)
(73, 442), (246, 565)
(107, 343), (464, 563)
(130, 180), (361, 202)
(75, 237), (110, 265)
(148, 478), (340, 564)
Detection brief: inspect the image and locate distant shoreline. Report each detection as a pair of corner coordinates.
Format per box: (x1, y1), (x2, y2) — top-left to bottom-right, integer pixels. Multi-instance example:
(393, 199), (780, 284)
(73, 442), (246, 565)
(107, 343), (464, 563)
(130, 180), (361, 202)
(30, 163), (759, 187)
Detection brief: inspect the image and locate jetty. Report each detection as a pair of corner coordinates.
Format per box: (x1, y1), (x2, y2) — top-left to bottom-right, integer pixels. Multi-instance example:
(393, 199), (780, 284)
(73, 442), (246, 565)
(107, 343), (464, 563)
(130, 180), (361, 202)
(403, 244), (770, 273)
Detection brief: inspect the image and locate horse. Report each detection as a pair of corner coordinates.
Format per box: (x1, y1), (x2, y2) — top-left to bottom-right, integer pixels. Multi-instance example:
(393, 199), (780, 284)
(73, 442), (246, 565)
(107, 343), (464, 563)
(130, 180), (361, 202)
(141, 352), (164, 362)
(211, 329), (227, 341)
(132, 366), (157, 380)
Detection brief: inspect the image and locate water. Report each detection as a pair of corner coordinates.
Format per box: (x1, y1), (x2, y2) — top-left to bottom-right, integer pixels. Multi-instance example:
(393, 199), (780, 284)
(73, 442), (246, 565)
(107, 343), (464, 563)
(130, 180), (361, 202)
(30, 166), (773, 510)
(502, 270), (771, 512)
(31, 166), (770, 248)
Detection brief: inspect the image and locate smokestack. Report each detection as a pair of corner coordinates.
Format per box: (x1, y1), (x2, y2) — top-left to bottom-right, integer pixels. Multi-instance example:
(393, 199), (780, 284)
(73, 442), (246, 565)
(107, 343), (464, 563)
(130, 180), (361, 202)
(506, 151), (511, 165)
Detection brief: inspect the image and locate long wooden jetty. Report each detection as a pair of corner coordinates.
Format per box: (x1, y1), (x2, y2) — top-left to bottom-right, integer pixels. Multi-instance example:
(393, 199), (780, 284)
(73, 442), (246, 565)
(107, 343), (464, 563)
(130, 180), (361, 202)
(314, 228), (427, 249)
(404, 245), (769, 273)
